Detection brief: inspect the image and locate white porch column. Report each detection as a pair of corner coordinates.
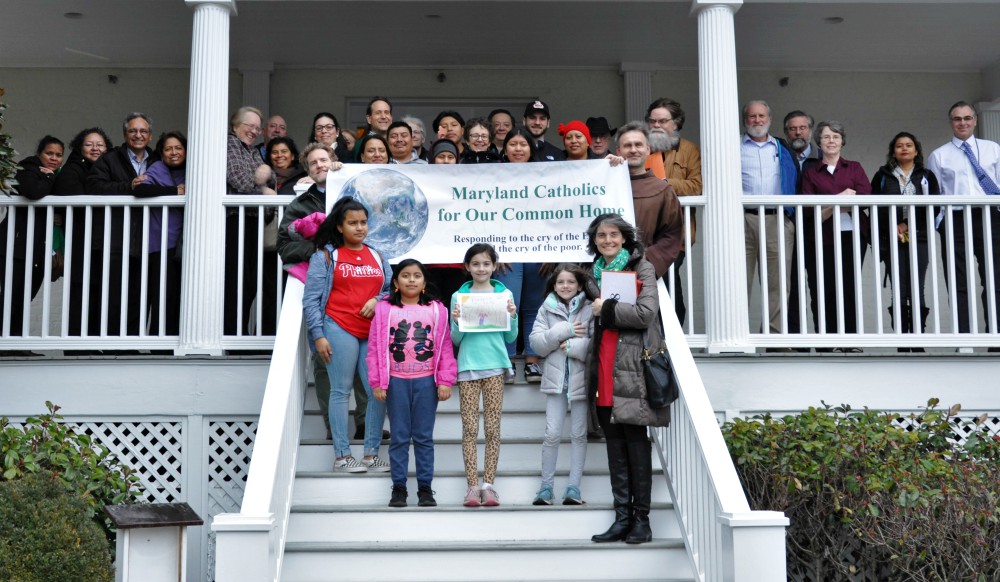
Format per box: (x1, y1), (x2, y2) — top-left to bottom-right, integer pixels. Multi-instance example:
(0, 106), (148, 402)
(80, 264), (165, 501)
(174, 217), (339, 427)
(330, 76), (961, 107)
(240, 64), (273, 113)
(621, 63), (655, 123)
(692, 0), (752, 353)
(179, 0), (236, 355)
(978, 99), (1000, 143)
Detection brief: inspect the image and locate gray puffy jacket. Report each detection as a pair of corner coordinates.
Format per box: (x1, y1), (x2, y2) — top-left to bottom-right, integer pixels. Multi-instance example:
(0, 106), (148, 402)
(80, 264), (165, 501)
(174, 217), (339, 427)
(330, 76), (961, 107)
(529, 291), (594, 401)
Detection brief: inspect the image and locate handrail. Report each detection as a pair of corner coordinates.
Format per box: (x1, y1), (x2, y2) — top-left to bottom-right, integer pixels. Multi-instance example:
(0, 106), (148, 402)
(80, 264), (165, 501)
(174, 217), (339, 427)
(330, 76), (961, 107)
(211, 280), (309, 582)
(650, 278), (788, 582)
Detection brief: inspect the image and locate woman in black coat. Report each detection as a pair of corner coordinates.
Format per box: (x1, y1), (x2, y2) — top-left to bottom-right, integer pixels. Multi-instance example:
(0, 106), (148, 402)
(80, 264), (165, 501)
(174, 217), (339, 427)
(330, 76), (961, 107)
(52, 127), (112, 338)
(585, 213), (669, 545)
(1, 135), (64, 338)
(870, 132), (940, 346)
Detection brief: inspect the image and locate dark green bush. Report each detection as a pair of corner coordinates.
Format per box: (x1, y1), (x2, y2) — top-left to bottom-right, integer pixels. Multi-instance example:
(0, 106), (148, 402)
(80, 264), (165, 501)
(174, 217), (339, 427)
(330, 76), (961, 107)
(723, 399), (1000, 582)
(0, 402), (142, 543)
(0, 472), (114, 581)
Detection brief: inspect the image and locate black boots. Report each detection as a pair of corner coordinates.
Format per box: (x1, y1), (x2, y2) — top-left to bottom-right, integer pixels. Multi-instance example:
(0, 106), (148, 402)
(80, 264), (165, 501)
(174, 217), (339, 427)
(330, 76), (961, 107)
(592, 437), (631, 543)
(624, 439), (653, 544)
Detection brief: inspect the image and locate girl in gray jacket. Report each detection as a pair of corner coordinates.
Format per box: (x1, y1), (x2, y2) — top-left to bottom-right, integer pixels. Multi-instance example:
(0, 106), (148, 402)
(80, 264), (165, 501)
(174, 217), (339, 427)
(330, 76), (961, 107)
(528, 265), (596, 505)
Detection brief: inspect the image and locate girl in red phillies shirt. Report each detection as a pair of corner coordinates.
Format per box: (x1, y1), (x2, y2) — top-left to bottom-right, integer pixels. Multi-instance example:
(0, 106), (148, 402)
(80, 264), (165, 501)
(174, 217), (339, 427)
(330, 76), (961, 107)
(303, 197), (391, 474)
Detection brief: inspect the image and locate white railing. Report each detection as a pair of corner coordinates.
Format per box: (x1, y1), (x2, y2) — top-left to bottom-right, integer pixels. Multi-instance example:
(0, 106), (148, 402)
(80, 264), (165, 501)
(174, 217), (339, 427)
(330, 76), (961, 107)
(212, 280), (309, 582)
(651, 278), (789, 582)
(6, 194), (999, 354)
(0, 195), (292, 351)
(739, 195), (1000, 349)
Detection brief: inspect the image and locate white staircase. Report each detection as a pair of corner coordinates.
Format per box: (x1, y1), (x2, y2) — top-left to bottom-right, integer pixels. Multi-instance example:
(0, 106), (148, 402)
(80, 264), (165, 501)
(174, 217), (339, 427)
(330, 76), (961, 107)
(281, 372), (695, 582)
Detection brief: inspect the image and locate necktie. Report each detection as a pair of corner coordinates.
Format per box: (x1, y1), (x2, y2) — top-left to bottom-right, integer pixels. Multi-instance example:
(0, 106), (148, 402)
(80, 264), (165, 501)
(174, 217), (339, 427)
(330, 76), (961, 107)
(960, 141), (1000, 195)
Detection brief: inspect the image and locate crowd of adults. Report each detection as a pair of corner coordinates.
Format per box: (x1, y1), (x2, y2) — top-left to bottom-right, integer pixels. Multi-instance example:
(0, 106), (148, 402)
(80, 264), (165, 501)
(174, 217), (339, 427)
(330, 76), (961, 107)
(742, 99), (1000, 352)
(2, 94), (998, 356)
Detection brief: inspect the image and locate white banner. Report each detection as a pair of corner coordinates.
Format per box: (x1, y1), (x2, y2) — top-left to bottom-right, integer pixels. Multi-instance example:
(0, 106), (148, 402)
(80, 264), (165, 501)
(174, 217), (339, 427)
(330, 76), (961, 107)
(325, 160), (636, 263)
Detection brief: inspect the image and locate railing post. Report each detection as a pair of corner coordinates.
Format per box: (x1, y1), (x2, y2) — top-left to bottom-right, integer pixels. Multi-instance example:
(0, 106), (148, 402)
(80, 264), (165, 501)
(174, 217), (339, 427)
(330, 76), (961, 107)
(178, 0), (236, 355)
(719, 512), (790, 582)
(691, 0), (753, 353)
(211, 514), (275, 582)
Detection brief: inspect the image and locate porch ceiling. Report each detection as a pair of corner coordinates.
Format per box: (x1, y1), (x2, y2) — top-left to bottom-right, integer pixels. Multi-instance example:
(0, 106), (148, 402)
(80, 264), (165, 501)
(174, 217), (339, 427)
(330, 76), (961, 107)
(1, 1), (998, 73)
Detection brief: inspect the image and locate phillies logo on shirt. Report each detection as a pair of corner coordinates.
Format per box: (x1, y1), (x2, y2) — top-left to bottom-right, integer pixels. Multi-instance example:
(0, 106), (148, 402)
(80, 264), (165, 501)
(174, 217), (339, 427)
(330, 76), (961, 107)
(338, 262), (383, 278)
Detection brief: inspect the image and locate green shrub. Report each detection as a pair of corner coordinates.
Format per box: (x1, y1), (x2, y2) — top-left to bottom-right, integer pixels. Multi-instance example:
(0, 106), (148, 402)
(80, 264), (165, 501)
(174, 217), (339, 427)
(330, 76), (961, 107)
(723, 399), (1000, 582)
(0, 472), (114, 581)
(0, 402), (142, 543)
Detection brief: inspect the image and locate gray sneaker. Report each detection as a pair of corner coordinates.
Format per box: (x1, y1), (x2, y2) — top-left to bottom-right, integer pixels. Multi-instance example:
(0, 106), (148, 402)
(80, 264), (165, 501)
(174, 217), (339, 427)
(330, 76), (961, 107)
(333, 456), (367, 473)
(362, 455), (391, 473)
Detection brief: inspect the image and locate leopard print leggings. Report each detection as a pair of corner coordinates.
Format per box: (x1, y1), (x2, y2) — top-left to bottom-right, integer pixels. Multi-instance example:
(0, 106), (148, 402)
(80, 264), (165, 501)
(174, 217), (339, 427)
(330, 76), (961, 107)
(458, 374), (505, 487)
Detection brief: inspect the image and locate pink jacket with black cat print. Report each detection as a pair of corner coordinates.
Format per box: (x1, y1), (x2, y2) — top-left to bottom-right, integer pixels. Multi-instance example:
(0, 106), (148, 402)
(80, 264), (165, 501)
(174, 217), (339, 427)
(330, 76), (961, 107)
(366, 299), (458, 390)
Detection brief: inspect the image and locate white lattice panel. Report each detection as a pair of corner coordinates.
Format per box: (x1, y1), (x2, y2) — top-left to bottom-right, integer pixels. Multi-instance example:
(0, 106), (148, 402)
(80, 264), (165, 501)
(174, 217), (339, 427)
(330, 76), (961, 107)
(76, 421), (184, 503)
(6, 420), (184, 503)
(891, 413), (1000, 445)
(205, 420), (257, 582)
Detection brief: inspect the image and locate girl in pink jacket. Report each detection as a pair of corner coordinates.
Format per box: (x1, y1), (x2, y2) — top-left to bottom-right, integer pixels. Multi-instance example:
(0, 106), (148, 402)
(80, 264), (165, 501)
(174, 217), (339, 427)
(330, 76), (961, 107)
(367, 259), (457, 508)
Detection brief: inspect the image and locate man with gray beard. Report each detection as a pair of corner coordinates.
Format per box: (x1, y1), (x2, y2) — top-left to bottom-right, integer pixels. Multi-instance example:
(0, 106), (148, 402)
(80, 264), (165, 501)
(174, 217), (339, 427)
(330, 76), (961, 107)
(782, 110), (820, 345)
(783, 110), (819, 172)
(644, 98), (702, 325)
(741, 100), (798, 342)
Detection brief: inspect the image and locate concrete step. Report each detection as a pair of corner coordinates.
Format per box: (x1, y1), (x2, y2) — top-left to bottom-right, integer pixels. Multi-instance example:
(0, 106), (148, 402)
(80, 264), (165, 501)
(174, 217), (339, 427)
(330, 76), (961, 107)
(286, 502), (680, 543)
(292, 468), (671, 506)
(281, 539), (694, 582)
(296, 439), (659, 473)
(301, 408), (575, 441)
(305, 380), (551, 413)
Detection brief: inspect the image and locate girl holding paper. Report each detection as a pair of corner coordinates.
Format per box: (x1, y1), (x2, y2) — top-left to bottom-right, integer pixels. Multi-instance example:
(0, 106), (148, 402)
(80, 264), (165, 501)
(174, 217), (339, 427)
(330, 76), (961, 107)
(585, 214), (669, 545)
(450, 243), (518, 507)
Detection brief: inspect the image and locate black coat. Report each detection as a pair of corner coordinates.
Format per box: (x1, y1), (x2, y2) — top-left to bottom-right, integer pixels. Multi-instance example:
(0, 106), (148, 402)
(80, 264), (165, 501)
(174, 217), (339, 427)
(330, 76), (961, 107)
(84, 145), (155, 253)
(870, 165), (940, 243)
(1, 156), (56, 260)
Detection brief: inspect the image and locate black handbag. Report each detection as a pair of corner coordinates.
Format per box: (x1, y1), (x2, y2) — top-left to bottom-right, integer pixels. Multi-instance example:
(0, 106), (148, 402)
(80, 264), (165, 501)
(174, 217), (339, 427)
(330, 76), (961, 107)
(642, 329), (677, 409)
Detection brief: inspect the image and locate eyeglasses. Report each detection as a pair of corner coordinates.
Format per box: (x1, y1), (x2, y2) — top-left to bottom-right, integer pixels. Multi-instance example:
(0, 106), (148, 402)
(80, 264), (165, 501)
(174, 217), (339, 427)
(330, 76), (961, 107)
(127, 128), (150, 136)
(240, 123), (261, 133)
(646, 117), (674, 127)
(951, 116), (976, 123)
(786, 125), (810, 133)
(468, 133), (490, 141)
(314, 124), (338, 133)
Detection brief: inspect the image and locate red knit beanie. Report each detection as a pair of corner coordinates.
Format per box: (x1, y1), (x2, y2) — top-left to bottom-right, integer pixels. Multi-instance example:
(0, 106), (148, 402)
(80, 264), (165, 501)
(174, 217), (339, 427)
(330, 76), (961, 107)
(558, 120), (592, 145)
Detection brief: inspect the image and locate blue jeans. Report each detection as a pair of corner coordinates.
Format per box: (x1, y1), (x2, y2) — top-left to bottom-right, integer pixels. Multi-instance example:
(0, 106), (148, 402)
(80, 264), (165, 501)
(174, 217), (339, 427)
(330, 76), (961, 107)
(495, 262), (546, 357)
(386, 375), (439, 488)
(322, 316), (386, 458)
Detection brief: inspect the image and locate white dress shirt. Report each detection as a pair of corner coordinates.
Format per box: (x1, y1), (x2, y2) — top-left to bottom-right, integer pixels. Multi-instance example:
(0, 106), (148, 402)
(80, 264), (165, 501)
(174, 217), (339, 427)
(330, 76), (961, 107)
(927, 136), (1000, 197)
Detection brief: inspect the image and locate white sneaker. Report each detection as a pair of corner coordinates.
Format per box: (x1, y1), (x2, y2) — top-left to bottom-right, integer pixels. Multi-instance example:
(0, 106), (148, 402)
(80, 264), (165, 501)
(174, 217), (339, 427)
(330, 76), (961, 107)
(333, 456), (367, 473)
(362, 455), (390, 473)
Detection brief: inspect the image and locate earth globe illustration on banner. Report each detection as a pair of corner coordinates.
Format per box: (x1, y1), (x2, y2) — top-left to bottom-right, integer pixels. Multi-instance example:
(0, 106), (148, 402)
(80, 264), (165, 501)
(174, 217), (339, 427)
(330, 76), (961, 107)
(339, 169), (429, 259)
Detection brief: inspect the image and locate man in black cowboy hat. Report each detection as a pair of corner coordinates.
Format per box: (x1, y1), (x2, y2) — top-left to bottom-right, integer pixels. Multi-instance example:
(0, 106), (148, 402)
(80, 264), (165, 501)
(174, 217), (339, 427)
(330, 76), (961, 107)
(586, 116), (616, 158)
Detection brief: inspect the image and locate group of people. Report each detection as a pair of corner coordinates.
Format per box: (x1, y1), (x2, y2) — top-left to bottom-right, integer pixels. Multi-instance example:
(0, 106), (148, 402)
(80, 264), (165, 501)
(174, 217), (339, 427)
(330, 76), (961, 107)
(296, 203), (670, 545)
(0, 114), (186, 353)
(743, 100), (1000, 351)
(273, 106), (683, 547)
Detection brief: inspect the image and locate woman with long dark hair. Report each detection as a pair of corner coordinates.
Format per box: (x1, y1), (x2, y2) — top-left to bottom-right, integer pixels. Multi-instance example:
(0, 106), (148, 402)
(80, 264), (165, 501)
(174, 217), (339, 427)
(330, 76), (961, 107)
(870, 132), (940, 347)
(134, 131), (187, 335)
(53, 128), (112, 340)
